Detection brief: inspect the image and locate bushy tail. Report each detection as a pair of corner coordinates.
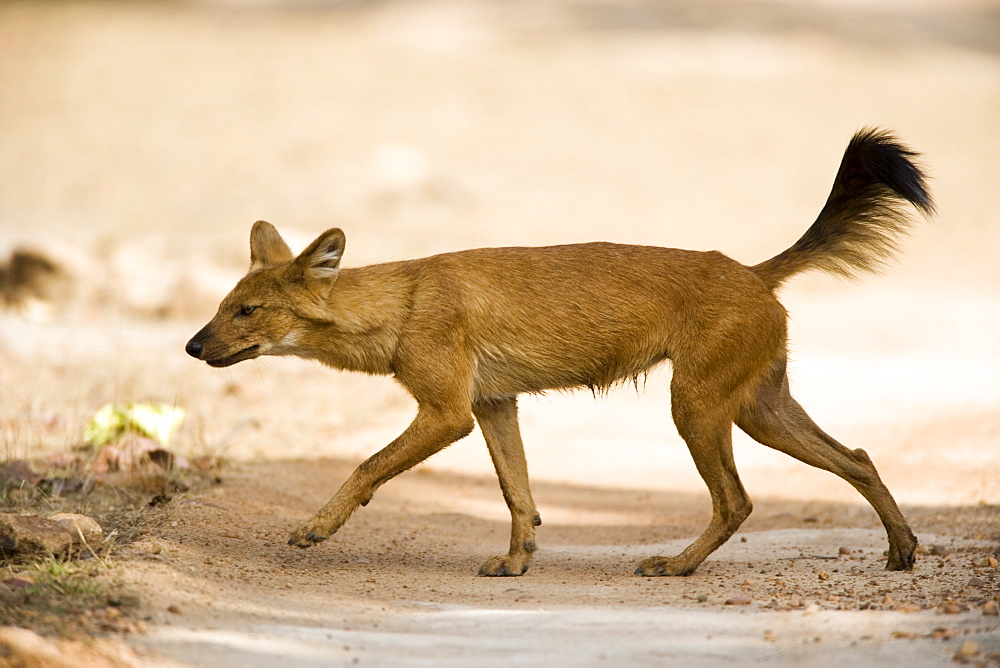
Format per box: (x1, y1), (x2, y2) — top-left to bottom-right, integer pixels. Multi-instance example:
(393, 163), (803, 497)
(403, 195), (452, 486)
(752, 128), (935, 290)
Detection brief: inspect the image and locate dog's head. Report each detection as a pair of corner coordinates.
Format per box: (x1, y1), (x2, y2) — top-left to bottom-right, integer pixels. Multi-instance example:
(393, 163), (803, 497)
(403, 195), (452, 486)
(185, 221), (345, 367)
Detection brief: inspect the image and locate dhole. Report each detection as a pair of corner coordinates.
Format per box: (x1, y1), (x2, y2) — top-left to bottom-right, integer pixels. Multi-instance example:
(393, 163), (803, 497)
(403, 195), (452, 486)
(187, 129), (933, 576)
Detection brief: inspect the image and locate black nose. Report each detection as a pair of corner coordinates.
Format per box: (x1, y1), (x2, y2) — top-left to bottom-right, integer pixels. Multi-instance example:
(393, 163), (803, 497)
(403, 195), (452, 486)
(185, 338), (204, 359)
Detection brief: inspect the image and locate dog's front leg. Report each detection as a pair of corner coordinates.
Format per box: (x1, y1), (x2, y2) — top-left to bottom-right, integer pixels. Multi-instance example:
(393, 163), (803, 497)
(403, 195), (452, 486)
(473, 396), (540, 576)
(287, 404), (475, 548)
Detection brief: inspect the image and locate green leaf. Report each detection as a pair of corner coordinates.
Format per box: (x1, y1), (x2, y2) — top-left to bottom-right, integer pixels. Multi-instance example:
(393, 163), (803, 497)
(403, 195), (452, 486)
(83, 403), (185, 448)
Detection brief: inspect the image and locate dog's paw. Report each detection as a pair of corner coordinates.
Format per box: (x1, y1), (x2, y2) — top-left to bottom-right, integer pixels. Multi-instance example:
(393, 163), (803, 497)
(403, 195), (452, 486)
(633, 555), (697, 577)
(884, 540), (917, 571)
(478, 555), (530, 577)
(287, 520), (336, 549)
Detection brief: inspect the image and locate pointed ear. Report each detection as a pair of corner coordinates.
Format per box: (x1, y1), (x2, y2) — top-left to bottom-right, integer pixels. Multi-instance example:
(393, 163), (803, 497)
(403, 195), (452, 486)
(296, 228), (346, 284)
(249, 220), (293, 272)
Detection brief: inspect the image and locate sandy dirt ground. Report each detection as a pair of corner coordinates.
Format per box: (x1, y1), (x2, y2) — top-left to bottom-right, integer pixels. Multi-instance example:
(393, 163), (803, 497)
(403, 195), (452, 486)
(2, 0), (999, 665)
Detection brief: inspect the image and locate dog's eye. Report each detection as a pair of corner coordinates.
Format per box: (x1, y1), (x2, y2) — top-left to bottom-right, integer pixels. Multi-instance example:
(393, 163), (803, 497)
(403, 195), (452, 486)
(237, 305), (259, 317)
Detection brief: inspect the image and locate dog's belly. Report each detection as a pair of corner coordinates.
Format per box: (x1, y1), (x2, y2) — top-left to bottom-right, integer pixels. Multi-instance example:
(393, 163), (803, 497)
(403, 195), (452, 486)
(471, 340), (671, 399)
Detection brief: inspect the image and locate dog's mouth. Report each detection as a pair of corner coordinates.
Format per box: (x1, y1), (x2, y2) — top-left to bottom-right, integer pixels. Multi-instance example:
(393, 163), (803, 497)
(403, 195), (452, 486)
(206, 344), (261, 368)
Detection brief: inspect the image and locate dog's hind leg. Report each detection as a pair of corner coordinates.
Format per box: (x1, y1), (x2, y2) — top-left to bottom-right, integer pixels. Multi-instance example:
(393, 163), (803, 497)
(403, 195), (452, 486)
(735, 358), (917, 570)
(636, 373), (753, 576)
(473, 396), (540, 576)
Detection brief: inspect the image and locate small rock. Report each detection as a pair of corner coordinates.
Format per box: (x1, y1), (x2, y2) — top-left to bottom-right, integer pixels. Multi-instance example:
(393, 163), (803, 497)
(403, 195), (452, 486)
(2, 577), (34, 589)
(763, 630), (777, 642)
(0, 627), (71, 667)
(982, 600), (999, 616)
(7, 489), (32, 502)
(169, 477), (193, 493)
(0, 625), (146, 667)
(931, 627), (958, 640)
(966, 577), (986, 589)
(953, 639), (980, 661)
(148, 493), (172, 507)
(0, 461), (41, 489)
(818, 570), (830, 581)
(940, 603), (964, 614)
(928, 545), (949, 557)
(167, 604), (182, 615)
(987, 557), (999, 569)
(725, 596), (752, 606)
(898, 603), (921, 613)
(40, 477), (84, 495)
(838, 546), (851, 555)
(892, 630), (917, 639)
(48, 513), (103, 547)
(0, 513), (74, 562)
(91, 436), (163, 474)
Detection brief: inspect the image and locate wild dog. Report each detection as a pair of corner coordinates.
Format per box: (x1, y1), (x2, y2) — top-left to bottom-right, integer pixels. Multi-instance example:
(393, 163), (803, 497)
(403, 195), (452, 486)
(187, 129), (933, 576)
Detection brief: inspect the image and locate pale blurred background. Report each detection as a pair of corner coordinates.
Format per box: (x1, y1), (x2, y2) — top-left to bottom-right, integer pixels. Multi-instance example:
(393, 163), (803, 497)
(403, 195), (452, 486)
(1, 0), (998, 506)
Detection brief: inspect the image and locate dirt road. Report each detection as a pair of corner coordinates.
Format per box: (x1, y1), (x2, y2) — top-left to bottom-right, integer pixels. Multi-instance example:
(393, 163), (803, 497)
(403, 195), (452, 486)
(122, 455), (999, 667)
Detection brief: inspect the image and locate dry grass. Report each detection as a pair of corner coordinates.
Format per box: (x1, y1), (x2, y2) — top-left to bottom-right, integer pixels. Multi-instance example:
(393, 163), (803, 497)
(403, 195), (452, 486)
(0, 424), (223, 640)
(1, 557), (140, 639)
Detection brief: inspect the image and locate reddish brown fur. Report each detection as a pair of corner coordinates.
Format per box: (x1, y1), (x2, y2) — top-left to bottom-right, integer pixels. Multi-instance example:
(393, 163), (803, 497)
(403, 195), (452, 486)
(187, 129), (932, 576)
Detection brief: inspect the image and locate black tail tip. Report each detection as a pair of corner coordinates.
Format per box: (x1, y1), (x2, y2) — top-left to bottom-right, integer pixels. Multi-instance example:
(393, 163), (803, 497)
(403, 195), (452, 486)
(851, 127), (936, 216)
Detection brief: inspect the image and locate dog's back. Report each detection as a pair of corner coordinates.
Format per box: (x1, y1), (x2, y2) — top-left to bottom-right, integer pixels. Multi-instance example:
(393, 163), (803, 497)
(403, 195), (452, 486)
(409, 243), (782, 398)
